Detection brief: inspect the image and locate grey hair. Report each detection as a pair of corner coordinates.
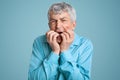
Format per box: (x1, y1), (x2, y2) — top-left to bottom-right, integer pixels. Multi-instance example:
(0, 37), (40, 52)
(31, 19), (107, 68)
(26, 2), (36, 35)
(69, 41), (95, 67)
(48, 2), (76, 22)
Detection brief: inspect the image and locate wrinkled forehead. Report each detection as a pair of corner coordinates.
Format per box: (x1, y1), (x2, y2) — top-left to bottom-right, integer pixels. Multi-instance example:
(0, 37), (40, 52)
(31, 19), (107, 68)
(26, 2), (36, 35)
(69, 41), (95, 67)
(49, 11), (70, 19)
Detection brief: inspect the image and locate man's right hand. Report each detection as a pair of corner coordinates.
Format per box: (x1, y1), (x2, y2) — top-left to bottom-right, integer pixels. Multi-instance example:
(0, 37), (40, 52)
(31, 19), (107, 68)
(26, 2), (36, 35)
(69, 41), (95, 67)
(46, 30), (60, 54)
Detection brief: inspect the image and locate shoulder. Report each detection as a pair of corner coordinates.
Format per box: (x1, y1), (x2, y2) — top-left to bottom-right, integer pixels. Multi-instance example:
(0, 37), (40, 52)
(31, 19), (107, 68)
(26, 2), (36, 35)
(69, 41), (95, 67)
(75, 34), (93, 57)
(75, 33), (93, 49)
(34, 34), (47, 43)
(33, 34), (47, 46)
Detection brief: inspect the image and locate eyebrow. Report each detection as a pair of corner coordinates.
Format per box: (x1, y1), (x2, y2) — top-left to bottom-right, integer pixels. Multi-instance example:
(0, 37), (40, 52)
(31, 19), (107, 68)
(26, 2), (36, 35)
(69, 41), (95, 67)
(49, 17), (69, 21)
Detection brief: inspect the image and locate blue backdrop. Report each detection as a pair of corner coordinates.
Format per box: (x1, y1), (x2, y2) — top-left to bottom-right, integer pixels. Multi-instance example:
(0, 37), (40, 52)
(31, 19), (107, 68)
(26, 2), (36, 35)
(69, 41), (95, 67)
(0, 0), (120, 80)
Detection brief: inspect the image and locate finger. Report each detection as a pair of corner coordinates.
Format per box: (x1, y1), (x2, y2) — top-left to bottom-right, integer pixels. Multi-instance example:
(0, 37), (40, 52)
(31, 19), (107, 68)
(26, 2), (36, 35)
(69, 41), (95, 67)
(49, 32), (57, 42)
(61, 33), (66, 42)
(62, 32), (69, 40)
(66, 30), (74, 38)
(46, 30), (54, 40)
(64, 28), (71, 37)
(46, 30), (54, 37)
(53, 33), (59, 41)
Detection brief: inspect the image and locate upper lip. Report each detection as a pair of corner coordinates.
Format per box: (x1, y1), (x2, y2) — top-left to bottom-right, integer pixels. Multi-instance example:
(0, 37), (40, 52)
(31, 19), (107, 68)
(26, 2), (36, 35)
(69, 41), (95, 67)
(56, 30), (63, 34)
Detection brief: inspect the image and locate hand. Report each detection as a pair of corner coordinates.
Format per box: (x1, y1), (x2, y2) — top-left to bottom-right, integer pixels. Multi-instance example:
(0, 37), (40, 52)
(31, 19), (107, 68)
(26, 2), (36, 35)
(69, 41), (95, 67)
(46, 30), (60, 54)
(60, 30), (74, 52)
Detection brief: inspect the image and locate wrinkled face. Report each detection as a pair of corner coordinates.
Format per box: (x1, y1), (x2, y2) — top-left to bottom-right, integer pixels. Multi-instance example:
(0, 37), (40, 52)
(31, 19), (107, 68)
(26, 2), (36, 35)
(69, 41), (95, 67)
(48, 11), (76, 43)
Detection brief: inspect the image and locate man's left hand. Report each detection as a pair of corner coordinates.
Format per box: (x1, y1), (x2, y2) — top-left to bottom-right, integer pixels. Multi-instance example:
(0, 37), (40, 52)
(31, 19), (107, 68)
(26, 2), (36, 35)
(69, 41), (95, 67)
(60, 30), (74, 52)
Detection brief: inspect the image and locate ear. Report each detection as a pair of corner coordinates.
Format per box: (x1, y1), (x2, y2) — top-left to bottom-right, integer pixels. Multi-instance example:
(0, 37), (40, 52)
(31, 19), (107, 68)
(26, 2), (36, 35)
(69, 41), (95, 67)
(72, 21), (76, 30)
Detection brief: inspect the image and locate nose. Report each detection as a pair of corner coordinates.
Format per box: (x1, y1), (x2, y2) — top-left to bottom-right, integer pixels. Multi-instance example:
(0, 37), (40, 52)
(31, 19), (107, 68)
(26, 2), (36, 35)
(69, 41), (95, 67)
(56, 20), (62, 29)
(55, 20), (63, 32)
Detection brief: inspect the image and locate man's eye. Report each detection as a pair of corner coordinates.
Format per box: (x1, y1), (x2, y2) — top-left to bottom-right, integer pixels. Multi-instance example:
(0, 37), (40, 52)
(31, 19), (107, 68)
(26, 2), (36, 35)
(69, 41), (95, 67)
(50, 20), (55, 22)
(50, 20), (56, 23)
(62, 20), (67, 22)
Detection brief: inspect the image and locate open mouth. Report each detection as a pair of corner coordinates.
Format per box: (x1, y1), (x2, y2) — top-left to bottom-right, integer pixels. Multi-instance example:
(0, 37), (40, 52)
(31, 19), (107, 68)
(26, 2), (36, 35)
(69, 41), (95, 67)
(56, 32), (62, 44)
(57, 32), (63, 35)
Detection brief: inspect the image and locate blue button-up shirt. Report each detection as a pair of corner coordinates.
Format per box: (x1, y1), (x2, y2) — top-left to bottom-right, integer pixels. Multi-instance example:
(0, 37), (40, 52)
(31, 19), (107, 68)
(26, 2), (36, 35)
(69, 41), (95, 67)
(28, 33), (93, 80)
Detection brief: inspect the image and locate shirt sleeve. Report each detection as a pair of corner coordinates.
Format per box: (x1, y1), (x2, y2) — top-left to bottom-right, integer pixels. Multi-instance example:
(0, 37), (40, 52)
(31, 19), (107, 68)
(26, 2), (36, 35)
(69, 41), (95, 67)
(59, 39), (93, 80)
(28, 39), (59, 80)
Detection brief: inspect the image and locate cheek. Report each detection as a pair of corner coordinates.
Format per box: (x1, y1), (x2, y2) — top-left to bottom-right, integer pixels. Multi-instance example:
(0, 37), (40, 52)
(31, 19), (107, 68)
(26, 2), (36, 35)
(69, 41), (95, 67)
(49, 26), (56, 30)
(64, 24), (73, 30)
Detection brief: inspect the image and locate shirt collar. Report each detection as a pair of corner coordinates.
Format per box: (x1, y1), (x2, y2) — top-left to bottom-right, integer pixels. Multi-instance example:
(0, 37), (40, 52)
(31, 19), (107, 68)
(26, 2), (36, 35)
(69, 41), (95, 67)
(70, 32), (80, 47)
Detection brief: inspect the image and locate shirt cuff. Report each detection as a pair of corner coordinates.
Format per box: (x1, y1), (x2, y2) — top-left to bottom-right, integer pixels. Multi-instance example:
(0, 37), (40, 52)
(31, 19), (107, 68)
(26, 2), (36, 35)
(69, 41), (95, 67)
(60, 50), (73, 65)
(46, 51), (59, 64)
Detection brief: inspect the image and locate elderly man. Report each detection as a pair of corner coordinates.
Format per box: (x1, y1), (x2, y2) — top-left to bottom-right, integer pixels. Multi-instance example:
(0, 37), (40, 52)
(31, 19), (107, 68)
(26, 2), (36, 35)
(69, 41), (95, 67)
(28, 2), (93, 80)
